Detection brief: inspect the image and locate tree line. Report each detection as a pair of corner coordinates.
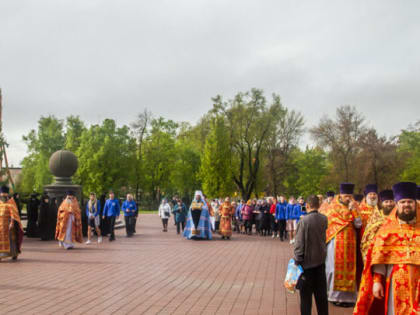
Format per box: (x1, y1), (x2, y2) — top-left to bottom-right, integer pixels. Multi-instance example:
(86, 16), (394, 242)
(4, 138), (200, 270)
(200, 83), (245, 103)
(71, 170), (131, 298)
(16, 88), (420, 208)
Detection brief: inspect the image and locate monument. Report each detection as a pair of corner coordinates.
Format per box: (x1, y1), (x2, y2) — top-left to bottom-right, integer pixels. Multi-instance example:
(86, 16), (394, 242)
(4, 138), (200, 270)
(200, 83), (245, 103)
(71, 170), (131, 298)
(44, 150), (81, 201)
(44, 150), (87, 236)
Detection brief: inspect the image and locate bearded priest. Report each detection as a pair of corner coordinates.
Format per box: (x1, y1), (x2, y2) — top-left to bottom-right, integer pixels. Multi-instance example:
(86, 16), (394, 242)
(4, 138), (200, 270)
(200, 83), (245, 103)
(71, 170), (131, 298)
(354, 182), (420, 315)
(324, 183), (362, 307)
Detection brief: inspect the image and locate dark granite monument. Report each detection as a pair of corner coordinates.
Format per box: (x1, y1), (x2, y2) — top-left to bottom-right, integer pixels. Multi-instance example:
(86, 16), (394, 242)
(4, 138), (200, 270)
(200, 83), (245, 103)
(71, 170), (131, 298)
(44, 150), (87, 236)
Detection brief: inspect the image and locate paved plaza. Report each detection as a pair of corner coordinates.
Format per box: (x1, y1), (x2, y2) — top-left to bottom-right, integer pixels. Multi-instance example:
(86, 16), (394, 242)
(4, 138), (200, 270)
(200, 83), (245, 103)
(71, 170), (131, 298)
(0, 214), (353, 315)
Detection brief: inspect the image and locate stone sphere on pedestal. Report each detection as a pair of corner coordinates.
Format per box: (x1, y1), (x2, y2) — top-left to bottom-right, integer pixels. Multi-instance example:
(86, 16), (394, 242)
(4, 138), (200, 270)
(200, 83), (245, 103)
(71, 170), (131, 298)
(44, 150), (86, 236)
(49, 150), (78, 185)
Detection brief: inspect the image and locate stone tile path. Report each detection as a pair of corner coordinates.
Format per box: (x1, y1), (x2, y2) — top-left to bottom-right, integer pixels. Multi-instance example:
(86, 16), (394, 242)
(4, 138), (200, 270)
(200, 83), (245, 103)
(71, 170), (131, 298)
(0, 214), (354, 315)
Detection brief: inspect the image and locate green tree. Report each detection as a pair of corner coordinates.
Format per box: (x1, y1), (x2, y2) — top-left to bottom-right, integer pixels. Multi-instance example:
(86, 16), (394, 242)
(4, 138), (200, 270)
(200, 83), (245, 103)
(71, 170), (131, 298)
(76, 119), (136, 196)
(199, 116), (233, 198)
(65, 115), (86, 153)
(142, 117), (178, 204)
(20, 116), (65, 193)
(171, 138), (201, 201)
(294, 147), (329, 196)
(212, 89), (284, 200)
(398, 121), (420, 183)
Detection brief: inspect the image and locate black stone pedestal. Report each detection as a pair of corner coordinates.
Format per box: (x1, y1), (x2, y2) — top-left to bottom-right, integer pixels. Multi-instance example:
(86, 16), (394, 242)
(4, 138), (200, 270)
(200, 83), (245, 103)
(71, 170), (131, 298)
(42, 150), (87, 238)
(44, 184), (87, 237)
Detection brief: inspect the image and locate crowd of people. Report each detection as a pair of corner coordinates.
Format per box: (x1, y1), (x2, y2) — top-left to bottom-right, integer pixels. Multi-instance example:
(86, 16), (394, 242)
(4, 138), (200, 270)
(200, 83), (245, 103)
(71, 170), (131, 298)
(292, 182), (420, 315)
(0, 189), (139, 253)
(156, 183), (419, 315)
(1, 180), (419, 315)
(158, 191), (312, 243)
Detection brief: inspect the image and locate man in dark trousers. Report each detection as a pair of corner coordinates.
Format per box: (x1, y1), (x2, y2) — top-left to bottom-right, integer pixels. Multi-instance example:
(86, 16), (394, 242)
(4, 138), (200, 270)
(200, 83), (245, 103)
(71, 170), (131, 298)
(102, 191), (120, 241)
(294, 195), (328, 315)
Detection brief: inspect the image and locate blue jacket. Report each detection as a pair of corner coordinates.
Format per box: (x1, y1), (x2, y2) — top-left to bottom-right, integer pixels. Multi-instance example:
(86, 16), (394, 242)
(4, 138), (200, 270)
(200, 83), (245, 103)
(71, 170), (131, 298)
(86, 200), (101, 218)
(292, 204), (303, 220)
(235, 204), (243, 219)
(298, 203), (307, 221)
(293, 203), (307, 221)
(172, 203), (188, 223)
(122, 200), (137, 217)
(285, 203), (295, 220)
(275, 201), (287, 220)
(103, 198), (120, 217)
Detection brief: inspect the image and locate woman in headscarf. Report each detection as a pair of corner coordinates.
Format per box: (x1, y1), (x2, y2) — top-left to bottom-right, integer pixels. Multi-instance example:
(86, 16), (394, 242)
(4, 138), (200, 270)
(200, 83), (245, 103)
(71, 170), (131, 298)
(183, 191), (212, 240)
(211, 199), (220, 232)
(241, 200), (254, 235)
(253, 200), (262, 235)
(219, 197), (235, 240)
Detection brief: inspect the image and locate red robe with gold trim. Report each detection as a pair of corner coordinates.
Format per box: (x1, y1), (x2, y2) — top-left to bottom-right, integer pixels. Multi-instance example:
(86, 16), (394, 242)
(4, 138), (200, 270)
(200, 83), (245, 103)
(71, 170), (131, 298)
(358, 199), (378, 236)
(219, 202), (234, 237)
(55, 199), (83, 243)
(324, 196), (361, 293)
(354, 207), (420, 315)
(0, 199), (24, 258)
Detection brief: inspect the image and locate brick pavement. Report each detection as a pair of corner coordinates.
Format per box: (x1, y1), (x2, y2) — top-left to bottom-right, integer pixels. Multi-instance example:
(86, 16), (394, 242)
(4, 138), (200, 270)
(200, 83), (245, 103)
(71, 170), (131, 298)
(0, 215), (354, 315)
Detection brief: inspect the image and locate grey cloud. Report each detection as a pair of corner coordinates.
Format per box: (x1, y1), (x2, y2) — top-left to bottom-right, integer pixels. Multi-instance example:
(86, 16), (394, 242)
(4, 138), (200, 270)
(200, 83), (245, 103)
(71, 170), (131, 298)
(1, 0), (419, 165)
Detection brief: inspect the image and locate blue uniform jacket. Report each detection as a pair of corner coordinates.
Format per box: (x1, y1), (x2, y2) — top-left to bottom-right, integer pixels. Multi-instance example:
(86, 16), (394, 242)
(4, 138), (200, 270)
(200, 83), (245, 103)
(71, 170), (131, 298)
(293, 203), (307, 222)
(285, 203), (295, 220)
(275, 201), (287, 220)
(122, 200), (137, 216)
(103, 199), (120, 217)
(298, 203), (307, 221)
(86, 200), (101, 218)
(292, 204), (302, 221)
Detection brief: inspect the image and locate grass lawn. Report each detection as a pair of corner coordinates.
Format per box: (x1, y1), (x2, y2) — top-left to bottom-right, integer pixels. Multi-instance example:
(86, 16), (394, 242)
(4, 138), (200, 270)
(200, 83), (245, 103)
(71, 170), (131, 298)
(138, 210), (158, 214)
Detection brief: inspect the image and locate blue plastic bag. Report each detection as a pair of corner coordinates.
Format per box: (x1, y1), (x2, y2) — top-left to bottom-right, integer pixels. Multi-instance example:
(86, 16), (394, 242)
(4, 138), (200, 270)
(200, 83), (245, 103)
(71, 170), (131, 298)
(284, 258), (303, 293)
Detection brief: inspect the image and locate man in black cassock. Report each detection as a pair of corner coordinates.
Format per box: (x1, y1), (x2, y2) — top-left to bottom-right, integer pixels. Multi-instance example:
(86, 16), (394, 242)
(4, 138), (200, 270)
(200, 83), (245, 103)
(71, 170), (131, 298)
(39, 193), (55, 240)
(26, 193), (40, 237)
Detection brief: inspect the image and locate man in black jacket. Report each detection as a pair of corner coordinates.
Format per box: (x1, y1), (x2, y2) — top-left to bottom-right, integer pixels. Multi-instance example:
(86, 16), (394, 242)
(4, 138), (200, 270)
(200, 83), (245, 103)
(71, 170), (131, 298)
(294, 195), (328, 315)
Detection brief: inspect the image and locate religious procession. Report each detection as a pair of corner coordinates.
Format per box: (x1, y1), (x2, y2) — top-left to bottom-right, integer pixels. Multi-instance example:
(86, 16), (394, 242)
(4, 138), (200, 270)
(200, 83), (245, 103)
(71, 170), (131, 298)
(1, 176), (419, 315)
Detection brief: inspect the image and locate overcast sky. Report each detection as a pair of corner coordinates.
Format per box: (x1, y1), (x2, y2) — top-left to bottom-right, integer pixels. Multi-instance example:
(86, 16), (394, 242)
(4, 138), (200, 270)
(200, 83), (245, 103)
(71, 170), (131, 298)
(1, 0), (419, 167)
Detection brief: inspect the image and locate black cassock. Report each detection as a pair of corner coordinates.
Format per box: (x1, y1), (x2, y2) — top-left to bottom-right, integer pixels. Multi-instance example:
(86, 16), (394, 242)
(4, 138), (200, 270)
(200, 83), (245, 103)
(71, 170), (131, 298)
(26, 194), (40, 237)
(48, 198), (58, 240)
(12, 193), (22, 218)
(38, 194), (57, 240)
